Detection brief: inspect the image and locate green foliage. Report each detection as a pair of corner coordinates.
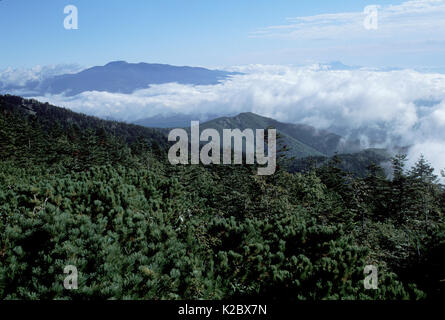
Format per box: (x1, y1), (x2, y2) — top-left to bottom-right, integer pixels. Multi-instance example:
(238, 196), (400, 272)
(0, 95), (443, 300)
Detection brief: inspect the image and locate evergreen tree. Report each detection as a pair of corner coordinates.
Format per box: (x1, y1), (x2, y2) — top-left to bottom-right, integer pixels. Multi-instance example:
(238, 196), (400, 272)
(408, 155), (440, 231)
(390, 154), (409, 223)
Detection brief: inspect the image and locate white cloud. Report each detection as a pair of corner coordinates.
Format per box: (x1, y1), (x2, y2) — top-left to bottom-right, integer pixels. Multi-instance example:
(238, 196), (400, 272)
(251, 0), (445, 41)
(25, 64), (445, 174)
(0, 64), (83, 88)
(248, 0), (445, 68)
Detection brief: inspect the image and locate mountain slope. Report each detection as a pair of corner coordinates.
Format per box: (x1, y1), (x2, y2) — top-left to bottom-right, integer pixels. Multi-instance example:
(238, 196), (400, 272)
(0, 94), (169, 170)
(290, 148), (393, 177)
(196, 112), (342, 158)
(133, 113), (222, 129)
(0, 94), (391, 176)
(0, 94), (169, 141)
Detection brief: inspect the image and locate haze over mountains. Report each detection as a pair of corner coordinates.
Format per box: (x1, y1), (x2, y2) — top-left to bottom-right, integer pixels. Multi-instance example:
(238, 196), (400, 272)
(134, 113), (222, 129)
(0, 61), (240, 97)
(195, 112), (351, 158)
(1, 94), (387, 177)
(1, 60), (444, 177)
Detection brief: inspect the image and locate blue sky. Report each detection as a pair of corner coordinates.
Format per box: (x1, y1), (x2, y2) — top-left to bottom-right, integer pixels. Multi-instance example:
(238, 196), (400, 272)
(1, 0), (444, 69)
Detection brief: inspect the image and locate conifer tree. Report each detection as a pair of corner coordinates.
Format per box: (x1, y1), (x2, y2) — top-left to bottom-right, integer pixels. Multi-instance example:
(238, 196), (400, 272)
(390, 154), (409, 223)
(408, 155), (440, 231)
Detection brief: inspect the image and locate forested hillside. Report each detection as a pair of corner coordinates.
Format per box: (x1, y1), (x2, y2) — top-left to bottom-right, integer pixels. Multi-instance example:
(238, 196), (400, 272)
(289, 148), (393, 178)
(197, 112), (337, 158)
(0, 95), (443, 300)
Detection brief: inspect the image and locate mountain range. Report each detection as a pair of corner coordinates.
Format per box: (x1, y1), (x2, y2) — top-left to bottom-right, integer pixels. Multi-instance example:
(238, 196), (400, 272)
(0, 94), (392, 177)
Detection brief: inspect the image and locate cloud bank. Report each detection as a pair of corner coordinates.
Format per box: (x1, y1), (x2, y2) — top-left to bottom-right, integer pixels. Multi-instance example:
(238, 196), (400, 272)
(1, 63), (444, 175)
(0, 64), (83, 92)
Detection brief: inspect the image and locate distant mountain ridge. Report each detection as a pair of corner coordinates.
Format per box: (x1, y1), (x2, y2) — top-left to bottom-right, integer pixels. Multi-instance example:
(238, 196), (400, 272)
(134, 113), (223, 129)
(188, 112), (345, 159)
(1, 61), (241, 96)
(134, 111), (359, 158)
